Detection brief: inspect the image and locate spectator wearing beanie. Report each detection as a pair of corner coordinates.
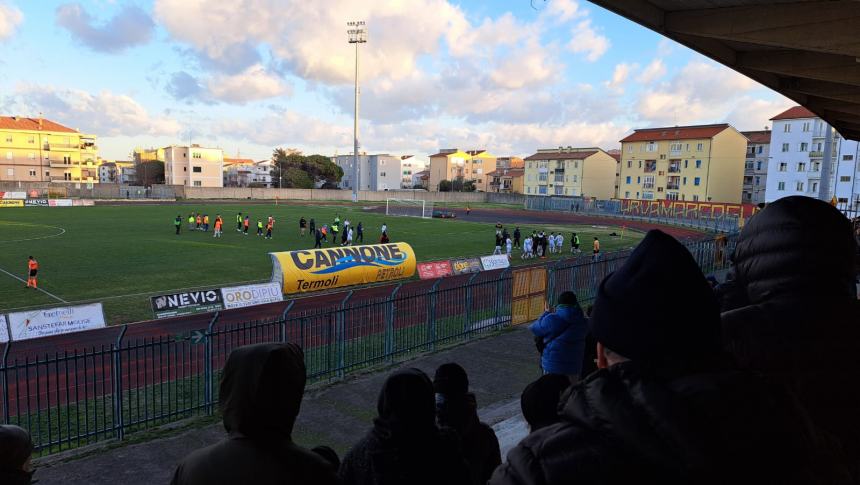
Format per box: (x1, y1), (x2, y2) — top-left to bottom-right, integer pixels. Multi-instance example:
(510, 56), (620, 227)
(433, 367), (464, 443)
(0, 425), (34, 485)
(171, 343), (338, 485)
(520, 374), (570, 432)
(530, 291), (589, 383)
(433, 363), (501, 485)
(722, 196), (860, 479)
(491, 230), (848, 485)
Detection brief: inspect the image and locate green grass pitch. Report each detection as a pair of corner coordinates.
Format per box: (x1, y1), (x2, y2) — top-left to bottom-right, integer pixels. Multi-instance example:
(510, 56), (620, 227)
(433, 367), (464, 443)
(0, 203), (643, 324)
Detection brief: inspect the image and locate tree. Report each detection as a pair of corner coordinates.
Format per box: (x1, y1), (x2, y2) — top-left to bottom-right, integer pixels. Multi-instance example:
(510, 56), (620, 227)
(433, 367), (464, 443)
(136, 161), (165, 186)
(463, 180), (476, 192)
(271, 149), (343, 188)
(438, 180), (452, 192)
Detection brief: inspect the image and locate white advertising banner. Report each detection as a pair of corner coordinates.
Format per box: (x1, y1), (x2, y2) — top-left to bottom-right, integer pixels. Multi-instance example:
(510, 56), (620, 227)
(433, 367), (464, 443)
(221, 282), (284, 310)
(8, 303), (106, 341)
(49, 199), (74, 207)
(480, 254), (511, 271)
(0, 191), (27, 199)
(0, 315), (8, 343)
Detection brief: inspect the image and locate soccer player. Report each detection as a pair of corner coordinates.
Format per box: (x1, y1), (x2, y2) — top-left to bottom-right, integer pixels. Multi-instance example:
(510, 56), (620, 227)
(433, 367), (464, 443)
(196, 213), (202, 230)
(267, 215), (274, 229)
(495, 222), (503, 236)
(321, 225), (328, 242)
(513, 227), (521, 249)
(341, 225), (348, 245)
(334, 214), (341, 228)
(556, 232), (564, 253)
(213, 215), (223, 238)
(572, 232), (580, 254)
(356, 222), (364, 243)
(243, 215), (250, 235)
(203, 214), (210, 232)
(331, 220), (339, 244)
(25, 256), (38, 289)
(466, 206), (471, 215)
(521, 236), (530, 259)
(592, 236), (601, 261)
(506, 236), (513, 258)
(174, 215), (182, 235)
(314, 228), (322, 248)
(309, 218), (316, 234)
(494, 234), (503, 255)
(548, 232), (556, 254)
(380, 231), (390, 244)
(187, 213), (195, 230)
(381, 222), (387, 235)
(346, 227), (353, 246)
(299, 216), (307, 237)
(265, 220), (273, 239)
(257, 219), (264, 236)
(236, 212), (243, 232)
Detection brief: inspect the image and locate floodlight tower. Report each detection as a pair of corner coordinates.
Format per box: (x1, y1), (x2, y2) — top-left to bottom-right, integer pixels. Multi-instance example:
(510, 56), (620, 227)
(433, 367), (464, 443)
(347, 20), (367, 202)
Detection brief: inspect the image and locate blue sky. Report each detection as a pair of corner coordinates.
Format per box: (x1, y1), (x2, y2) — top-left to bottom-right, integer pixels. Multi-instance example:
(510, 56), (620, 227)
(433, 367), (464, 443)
(0, 0), (792, 162)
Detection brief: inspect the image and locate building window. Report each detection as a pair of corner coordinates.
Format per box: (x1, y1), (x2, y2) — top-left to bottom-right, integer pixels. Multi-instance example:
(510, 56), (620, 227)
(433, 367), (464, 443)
(626, 145), (633, 153)
(637, 176), (641, 184)
(5, 168), (12, 176)
(781, 143), (789, 152)
(624, 191), (630, 198)
(27, 135), (35, 143)
(695, 160), (702, 169)
(627, 160), (632, 168)
(192, 152), (202, 159)
(193, 181), (202, 187)
(192, 166), (202, 173)
(646, 142), (657, 152)
(538, 185), (547, 195)
(811, 182), (818, 192)
(840, 176), (851, 182)
(779, 162), (787, 172)
(28, 152), (35, 159)
(797, 162), (806, 172)
(796, 181), (804, 191)
(45, 171), (49, 177)
(799, 143), (808, 152)
(783, 123), (791, 133)
(4, 151), (11, 160)
(755, 176), (760, 186)
(692, 195), (700, 201)
(745, 162), (754, 170)
(757, 146), (763, 154)
(683, 177), (687, 185)
(527, 187), (531, 194)
(802, 122), (810, 132)
(625, 176), (631, 184)
(756, 161), (762, 170)
(694, 177), (701, 186)
(696, 143), (703, 151)
(4, 135), (11, 143)
(642, 175), (655, 189)
(843, 155), (854, 161)
(29, 169), (36, 176)
(684, 160), (688, 169)
(838, 197), (849, 203)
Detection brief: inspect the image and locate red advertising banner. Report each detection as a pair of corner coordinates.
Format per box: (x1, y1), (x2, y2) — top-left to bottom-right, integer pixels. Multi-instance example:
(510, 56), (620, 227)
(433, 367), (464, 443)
(417, 260), (453, 280)
(620, 199), (759, 220)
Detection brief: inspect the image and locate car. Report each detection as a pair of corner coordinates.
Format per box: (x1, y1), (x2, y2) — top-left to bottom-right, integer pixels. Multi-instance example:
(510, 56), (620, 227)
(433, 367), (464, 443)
(432, 209), (456, 219)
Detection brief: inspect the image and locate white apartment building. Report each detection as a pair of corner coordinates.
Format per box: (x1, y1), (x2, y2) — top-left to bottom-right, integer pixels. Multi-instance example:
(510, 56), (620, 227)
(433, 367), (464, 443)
(164, 145), (224, 187)
(400, 156), (425, 189)
(740, 130), (770, 205)
(333, 154), (402, 191)
(224, 158), (274, 187)
(765, 106), (859, 212)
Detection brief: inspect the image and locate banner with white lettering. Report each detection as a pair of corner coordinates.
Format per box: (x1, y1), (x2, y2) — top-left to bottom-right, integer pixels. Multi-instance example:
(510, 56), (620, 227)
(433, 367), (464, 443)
(7, 304), (106, 341)
(150, 290), (224, 319)
(0, 315), (8, 343)
(221, 282), (283, 310)
(48, 199), (73, 207)
(0, 191), (27, 200)
(480, 254), (511, 271)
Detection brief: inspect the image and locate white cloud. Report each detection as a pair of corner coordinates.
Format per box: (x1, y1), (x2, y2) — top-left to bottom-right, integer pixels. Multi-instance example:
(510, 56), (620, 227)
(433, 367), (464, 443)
(213, 110), (351, 149)
(207, 65), (291, 104)
(55, 3), (154, 53)
(0, 2), (23, 41)
(567, 19), (610, 62)
(6, 84), (182, 137)
(725, 96), (795, 132)
(636, 60), (759, 126)
(542, 0), (585, 23)
(637, 58), (666, 84)
(489, 39), (558, 90)
(605, 62), (637, 91)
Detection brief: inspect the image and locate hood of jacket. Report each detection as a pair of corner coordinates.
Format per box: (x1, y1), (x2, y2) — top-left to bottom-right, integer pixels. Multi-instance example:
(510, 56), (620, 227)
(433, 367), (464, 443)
(219, 342), (306, 442)
(372, 368), (437, 444)
(732, 196), (857, 303)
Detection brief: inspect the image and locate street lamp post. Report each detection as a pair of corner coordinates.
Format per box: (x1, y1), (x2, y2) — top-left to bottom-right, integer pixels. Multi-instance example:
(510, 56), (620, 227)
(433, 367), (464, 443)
(347, 20), (367, 203)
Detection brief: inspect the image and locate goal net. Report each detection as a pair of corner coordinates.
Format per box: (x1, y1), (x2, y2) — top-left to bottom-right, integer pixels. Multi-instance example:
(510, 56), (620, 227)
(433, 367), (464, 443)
(386, 198), (433, 218)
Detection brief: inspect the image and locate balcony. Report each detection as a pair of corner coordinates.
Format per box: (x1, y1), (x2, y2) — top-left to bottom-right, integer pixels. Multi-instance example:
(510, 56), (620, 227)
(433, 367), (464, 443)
(49, 160), (74, 168)
(809, 151), (823, 158)
(642, 183), (655, 189)
(666, 183), (680, 190)
(553, 176), (565, 183)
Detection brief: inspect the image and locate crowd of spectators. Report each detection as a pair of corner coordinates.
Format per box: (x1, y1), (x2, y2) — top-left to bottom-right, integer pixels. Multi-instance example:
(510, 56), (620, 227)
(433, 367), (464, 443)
(4, 196), (857, 484)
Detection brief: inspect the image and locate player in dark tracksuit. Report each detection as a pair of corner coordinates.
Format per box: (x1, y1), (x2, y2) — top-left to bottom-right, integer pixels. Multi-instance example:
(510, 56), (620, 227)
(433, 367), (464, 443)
(356, 222), (364, 244)
(513, 227), (521, 249)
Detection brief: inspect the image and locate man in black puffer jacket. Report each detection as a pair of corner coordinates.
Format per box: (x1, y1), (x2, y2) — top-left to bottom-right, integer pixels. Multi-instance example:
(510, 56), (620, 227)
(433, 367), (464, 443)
(722, 196), (860, 479)
(491, 230), (849, 485)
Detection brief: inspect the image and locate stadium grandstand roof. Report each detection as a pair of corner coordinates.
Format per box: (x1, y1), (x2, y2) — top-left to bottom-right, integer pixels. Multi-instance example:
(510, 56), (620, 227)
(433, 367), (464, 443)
(587, 0), (860, 141)
(0, 116), (78, 133)
(741, 130), (772, 143)
(620, 124), (731, 143)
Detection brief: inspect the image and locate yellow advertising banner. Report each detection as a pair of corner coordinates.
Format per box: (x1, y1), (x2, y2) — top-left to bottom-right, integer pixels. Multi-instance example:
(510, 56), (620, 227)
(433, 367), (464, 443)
(0, 200), (23, 208)
(270, 242), (417, 294)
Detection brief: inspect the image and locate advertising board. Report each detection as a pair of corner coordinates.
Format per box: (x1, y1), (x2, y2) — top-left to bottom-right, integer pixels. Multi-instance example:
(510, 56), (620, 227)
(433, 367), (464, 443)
(151, 290), (224, 319)
(221, 282), (283, 309)
(7, 303), (106, 341)
(417, 260), (453, 279)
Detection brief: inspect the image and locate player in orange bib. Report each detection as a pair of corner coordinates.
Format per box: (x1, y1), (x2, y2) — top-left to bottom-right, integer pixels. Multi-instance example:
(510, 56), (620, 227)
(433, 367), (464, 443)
(213, 215), (223, 238)
(26, 256), (39, 289)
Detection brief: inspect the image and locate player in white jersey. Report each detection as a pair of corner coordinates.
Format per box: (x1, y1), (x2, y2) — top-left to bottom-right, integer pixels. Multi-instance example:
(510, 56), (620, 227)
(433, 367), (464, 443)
(505, 236), (513, 258)
(556, 233), (564, 252)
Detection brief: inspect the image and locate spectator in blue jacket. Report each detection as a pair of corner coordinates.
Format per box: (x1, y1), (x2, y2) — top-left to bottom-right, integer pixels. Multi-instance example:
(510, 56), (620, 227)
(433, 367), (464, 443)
(530, 291), (589, 383)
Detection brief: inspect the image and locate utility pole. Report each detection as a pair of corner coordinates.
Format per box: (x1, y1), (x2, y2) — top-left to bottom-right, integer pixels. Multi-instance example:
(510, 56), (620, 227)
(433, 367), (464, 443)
(819, 124), (834, 201)
(347, 20), (367, 203)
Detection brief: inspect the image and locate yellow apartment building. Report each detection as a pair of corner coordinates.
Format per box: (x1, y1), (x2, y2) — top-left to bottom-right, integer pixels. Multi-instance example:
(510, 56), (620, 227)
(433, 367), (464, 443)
(0, 116), (98, 183)
(523, 147), (617, 199)
(428, 149), (498, 191)
(618, 124), (747, 203)
(487, 167), (524, 193)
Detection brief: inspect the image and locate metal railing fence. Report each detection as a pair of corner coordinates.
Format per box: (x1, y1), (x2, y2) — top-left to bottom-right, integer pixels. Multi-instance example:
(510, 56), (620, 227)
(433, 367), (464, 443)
(0, 234), (735, 456)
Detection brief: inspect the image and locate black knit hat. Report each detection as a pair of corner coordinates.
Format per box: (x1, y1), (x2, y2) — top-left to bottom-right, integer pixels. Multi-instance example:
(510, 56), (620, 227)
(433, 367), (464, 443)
(589, 230), (721, 363)
(520, 374), (570, 431)
(433, 363), (469, 396)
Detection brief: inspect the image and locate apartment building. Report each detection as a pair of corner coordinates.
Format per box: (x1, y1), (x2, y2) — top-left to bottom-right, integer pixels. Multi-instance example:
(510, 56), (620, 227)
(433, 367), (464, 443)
(523, 147), (617, 199)
(333, 154), (402, 191)
(428, 149), (498, 192)
(765, 106), (860, 211)
(618, 124), (747, 203)
(224, 158), (273, 187)
(164, 145), (224, 187)
(0, 116), (98, 183)
(400, 156), (425, 189)
(487, 167), (524, 193)
(740, 130), (771, 205)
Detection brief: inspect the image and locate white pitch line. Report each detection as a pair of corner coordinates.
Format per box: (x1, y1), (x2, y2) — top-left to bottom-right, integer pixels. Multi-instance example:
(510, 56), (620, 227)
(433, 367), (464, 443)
(0, 266), (67, 303)
(0, 223), (67, 243)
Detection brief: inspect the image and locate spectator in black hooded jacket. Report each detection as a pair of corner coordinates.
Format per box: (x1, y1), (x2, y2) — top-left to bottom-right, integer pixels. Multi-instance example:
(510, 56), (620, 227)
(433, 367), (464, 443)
(433, 363), (501, 485)
(0, 425), (34, 485)
(340, 368), (470, 485)
(722, 196), (860, 479)
(170, 343), (338, 485)
(491, 230), (849, 485)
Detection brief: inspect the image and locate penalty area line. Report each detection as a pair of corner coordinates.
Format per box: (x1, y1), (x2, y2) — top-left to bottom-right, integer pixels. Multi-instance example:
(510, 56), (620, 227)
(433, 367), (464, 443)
(0, 266), (67, 303)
